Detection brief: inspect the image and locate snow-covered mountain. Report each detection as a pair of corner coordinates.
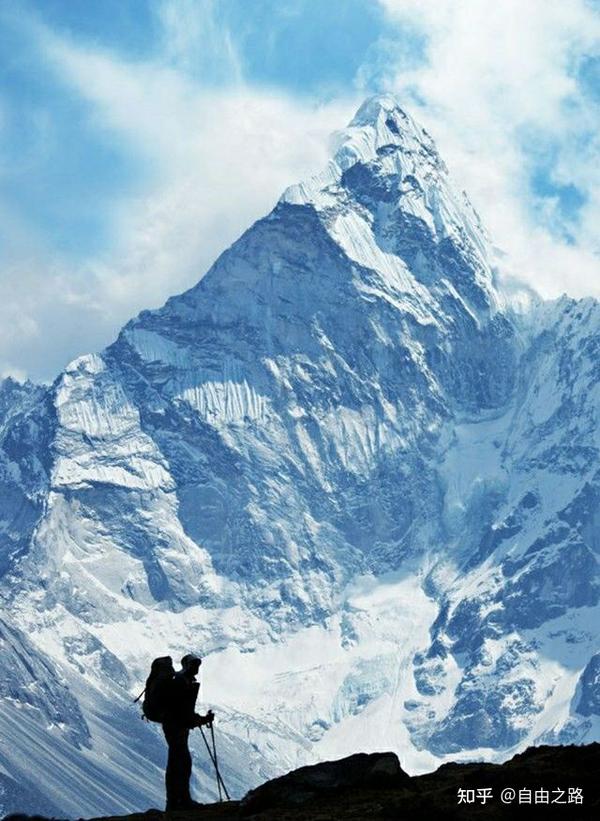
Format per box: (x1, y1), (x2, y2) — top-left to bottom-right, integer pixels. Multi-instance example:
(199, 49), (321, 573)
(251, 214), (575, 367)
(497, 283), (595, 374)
(0, 95), (598, 818)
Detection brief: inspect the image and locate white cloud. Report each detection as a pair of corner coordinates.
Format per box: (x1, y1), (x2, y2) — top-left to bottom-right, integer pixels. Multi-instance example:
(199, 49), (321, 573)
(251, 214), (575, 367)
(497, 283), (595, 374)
(371, 0), (600, 298)
(0, 15), (355, 381)
(3, 0), (600, 382)
(157, 0), (243, 83)
(1, 366), (28, 383)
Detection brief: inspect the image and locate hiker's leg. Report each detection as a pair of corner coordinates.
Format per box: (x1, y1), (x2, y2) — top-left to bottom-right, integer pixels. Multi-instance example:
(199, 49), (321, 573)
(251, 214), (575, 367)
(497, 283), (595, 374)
(163, 724), (178, 807)
(181, 728), (192, 802)
(163, 724), (190, 808)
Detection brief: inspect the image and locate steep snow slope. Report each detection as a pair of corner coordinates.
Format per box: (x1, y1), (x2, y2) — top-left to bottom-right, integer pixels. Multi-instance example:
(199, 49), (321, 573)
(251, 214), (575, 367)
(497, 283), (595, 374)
(0, 95), (597, 817)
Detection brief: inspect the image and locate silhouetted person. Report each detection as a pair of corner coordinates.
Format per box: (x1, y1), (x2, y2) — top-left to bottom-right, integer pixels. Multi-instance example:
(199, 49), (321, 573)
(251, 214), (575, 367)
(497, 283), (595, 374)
(161, 653), (213, 811)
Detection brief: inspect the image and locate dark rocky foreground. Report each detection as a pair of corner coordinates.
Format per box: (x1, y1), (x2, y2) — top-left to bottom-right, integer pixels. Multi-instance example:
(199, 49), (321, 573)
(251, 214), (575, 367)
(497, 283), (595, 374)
(5, 744), (599, 821)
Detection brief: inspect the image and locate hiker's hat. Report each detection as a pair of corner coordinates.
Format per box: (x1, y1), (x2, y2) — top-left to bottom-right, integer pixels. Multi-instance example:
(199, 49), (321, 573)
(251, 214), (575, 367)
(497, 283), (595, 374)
(181, 653), (202, 669)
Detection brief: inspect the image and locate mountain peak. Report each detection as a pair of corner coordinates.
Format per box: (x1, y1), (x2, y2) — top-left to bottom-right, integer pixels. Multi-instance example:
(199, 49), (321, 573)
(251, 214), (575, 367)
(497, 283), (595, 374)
(280, 94), (445, 209)
(278, 95), (499, 315)
(350, 93), (424, 139)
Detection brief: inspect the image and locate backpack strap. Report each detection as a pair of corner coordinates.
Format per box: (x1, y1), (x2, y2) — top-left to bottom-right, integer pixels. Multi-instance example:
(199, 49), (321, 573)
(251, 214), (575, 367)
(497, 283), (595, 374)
(133, 687), (146, 704)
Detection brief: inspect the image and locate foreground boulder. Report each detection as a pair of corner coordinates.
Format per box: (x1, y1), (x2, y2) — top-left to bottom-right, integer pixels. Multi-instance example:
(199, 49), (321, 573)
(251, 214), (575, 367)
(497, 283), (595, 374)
(240, 752), (408, 814)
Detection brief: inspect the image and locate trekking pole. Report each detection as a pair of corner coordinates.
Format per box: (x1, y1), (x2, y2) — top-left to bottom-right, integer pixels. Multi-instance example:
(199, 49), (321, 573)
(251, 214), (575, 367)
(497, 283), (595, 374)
(210, 731), (230, 801)
(199, 725), (229, 801)
(213, 733), (230, 800)
(208, 724), (223, 803)
(198, 725), (229, 801)
(198, 725), (220, 799)
(209, 721), (230, 801)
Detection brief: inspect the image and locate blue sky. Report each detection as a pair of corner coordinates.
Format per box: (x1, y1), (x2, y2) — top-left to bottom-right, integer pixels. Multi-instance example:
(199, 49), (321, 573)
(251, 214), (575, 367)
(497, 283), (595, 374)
(1, 0), (599, 381)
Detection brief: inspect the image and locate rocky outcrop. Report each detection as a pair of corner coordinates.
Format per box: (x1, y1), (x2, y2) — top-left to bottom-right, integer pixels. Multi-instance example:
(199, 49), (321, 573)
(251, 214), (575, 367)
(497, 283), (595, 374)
(6, 744), (599, 820)
(240, 751), (409, 814)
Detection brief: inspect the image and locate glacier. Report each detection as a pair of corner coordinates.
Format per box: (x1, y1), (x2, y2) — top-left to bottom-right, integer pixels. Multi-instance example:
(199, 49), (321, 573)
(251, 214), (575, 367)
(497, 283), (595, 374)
(0, 94), (598, 817)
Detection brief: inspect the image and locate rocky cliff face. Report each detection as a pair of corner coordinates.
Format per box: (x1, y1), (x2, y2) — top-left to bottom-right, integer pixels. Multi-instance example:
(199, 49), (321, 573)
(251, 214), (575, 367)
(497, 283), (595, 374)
(0, 95), (598, 818)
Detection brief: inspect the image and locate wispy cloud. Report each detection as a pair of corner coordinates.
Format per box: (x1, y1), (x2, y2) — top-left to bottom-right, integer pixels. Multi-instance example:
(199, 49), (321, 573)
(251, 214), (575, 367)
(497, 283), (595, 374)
(0, 4), (354, 381)
(157, 0), (244, 83)
(40, 26), (355, 311)
(1, 0), (599, 382)
(368, 0), (600, 297)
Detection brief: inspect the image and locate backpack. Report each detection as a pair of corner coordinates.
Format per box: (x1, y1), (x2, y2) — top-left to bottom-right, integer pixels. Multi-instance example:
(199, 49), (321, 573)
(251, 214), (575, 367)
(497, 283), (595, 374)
(135, 656), (175, 722)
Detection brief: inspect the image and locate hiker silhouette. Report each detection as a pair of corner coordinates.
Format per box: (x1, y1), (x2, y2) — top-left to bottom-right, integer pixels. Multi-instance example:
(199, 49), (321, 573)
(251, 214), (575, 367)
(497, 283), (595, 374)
(161, 653), (213, 811)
